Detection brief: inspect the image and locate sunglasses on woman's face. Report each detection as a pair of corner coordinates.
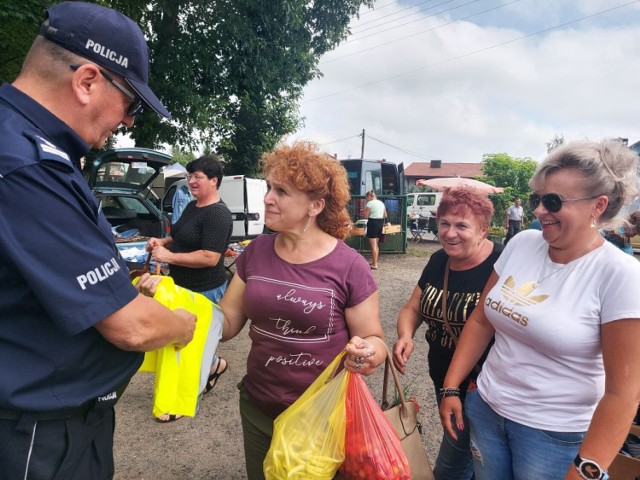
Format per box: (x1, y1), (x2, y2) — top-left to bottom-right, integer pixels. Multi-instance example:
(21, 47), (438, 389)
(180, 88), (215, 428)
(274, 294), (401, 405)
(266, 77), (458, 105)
(529, 192), (599, 213)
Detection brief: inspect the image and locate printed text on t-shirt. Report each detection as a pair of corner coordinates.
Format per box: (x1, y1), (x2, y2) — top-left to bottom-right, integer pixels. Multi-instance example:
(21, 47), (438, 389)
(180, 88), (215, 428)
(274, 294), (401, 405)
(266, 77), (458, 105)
(276, 288), (326, 314)
(265, 352), (324, 368)
(272, 317), (317, 335)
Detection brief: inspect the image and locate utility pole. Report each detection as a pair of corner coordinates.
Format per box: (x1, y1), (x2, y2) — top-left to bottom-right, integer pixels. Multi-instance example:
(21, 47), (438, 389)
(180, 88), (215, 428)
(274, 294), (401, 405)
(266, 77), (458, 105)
(360, 128), (365, 160)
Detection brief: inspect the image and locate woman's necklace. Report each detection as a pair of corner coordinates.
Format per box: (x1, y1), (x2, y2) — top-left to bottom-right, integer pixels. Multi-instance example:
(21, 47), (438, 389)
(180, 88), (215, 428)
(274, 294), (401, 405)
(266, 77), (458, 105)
(533, 259), (568, 289)
(534, 233), (602, 288)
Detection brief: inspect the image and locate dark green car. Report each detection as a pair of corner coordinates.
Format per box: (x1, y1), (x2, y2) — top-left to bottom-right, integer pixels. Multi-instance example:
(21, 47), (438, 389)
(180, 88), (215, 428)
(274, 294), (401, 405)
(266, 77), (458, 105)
(85, 148), (172, 242)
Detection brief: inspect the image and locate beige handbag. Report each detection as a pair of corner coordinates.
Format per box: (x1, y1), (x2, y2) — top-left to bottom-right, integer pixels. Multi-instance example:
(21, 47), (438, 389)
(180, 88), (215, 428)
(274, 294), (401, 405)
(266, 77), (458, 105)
(381, 349), (435, 480)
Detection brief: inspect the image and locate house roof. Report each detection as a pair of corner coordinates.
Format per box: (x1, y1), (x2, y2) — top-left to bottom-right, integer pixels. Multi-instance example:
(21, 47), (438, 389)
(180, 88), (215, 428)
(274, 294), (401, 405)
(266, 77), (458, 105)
(404, 161), (484, 179)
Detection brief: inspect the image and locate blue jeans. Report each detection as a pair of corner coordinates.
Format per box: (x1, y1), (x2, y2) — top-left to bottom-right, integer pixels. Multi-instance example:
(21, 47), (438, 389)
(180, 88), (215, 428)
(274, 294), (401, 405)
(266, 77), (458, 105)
(200, 282), (227, 367)
(465, 390), (585, 480)
(434, 389), (474, 480)
(200, 282), (227, 304)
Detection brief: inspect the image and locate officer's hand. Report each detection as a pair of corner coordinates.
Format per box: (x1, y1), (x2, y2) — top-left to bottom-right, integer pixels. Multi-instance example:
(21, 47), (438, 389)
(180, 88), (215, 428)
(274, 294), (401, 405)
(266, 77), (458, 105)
(173, 308), (196, 348)
(135, 273), (162, 297)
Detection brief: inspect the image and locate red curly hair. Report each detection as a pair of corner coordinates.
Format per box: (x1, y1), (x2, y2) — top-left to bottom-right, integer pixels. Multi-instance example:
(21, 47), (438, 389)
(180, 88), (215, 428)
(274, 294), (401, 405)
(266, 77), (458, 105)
(261, 142), (351, 239)
(436, 186), (494, 226)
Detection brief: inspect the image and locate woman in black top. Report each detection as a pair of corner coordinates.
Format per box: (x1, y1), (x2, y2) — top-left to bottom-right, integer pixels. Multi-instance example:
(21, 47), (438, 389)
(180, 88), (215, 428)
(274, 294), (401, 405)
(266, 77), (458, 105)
(393, 186), (503, 480)
(146, 155), (233, 421)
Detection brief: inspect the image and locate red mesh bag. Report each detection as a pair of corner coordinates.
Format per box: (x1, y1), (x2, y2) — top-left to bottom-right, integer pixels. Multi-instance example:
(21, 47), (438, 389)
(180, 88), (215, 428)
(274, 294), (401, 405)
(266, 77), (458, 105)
(339, 373), (411, 480)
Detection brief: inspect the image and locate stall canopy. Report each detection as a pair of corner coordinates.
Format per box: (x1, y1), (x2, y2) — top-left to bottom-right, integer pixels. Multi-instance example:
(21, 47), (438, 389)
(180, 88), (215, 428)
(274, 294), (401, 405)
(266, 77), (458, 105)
(164, 163), (187, 176)
(416, 177), (504, 194)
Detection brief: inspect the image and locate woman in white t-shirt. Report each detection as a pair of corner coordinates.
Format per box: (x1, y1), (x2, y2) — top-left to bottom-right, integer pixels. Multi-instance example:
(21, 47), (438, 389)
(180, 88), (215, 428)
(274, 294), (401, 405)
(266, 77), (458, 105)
(364, 190), (387, 269)
(440, 139), (640, 480)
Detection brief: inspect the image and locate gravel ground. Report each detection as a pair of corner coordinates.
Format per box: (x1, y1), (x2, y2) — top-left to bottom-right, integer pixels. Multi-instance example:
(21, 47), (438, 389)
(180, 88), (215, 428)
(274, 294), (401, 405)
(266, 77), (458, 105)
(113, 236), (443, 479)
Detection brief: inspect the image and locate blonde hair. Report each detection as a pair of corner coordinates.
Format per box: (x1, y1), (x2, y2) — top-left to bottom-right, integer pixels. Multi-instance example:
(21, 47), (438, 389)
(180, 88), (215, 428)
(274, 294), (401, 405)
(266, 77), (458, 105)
(530, 139), (639, 228)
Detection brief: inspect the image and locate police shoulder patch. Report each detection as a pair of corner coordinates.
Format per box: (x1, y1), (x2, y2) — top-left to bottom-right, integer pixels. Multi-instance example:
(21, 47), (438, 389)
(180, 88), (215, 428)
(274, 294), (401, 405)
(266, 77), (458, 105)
(34, 135), (72, 165)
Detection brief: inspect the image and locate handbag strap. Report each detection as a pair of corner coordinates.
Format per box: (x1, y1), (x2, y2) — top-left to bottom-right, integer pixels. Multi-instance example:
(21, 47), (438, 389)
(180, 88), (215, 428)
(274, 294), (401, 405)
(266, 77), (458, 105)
(441, 258), (481, 375)
(441, 258), (456, 343)
(143, 251), (152, 272)
(381, 347), (408, 412)
(129, 251), (156, 280)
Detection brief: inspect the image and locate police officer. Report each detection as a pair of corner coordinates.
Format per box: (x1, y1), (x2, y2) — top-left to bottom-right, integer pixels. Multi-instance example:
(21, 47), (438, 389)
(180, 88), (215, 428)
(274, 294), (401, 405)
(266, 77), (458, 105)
(0, 2), (196, 478)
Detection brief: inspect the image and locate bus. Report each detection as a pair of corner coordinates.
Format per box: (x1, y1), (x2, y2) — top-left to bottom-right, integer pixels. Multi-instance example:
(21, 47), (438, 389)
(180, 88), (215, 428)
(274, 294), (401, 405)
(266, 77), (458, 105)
(340, 159), (407, 253)
(340, 159), (404, 196)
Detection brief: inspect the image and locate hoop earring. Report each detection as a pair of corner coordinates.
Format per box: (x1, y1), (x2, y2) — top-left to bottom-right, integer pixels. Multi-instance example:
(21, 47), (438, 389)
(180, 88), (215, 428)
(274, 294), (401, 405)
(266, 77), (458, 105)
(303, 215), (312, 233)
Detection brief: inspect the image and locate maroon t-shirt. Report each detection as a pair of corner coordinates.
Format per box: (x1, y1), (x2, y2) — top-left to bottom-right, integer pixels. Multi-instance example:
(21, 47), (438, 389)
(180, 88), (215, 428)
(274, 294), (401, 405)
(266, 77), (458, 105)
(236, 234), (377, 418)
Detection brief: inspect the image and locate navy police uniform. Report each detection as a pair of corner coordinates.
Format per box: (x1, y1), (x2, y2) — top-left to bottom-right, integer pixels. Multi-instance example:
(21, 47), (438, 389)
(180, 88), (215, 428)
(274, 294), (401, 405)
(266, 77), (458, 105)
(0, 82), (143, 478)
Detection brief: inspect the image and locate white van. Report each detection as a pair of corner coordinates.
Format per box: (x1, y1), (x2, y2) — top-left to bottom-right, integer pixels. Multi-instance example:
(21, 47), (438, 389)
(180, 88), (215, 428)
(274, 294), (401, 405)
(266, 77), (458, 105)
(164, 175), (267, 241)
(407, 192), (442, 218)
(218, 175), (267, 240)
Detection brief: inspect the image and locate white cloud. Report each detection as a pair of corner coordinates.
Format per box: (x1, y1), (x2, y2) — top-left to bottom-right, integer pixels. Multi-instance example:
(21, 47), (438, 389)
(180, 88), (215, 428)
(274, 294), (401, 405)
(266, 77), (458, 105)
(294, 0), (640, 168)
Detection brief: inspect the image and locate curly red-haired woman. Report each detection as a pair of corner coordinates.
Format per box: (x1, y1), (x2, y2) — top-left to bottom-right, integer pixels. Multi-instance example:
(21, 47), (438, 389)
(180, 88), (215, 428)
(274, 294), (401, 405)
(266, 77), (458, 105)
(219, 141), (387, 480)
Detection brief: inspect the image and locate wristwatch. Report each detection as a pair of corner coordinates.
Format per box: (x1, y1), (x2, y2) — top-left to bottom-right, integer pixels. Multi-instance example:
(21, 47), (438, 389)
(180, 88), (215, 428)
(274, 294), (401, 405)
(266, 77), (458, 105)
(574, 454), (606, 480)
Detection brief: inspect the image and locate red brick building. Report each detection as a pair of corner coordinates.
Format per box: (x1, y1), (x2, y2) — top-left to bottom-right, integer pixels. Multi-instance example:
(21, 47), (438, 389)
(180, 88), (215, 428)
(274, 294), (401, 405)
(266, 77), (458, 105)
(404, 160), (485, 189)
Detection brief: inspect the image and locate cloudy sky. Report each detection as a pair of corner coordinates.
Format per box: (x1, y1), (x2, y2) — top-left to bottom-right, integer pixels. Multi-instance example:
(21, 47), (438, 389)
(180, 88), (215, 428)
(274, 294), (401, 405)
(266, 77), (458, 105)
(289, 0), (640, 168)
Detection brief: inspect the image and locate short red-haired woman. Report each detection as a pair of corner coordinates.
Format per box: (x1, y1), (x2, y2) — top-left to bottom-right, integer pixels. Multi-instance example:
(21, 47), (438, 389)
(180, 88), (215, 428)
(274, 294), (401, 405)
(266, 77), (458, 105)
(393, 186), (502, 480)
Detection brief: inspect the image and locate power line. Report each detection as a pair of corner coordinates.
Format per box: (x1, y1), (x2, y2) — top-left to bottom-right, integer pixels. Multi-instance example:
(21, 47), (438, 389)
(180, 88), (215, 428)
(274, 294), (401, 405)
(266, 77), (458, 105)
(351, 0), (436, 31)
(367, 134), (441, 160)
(358, 0), (405, 16)
(306, 0), (640, 103)
(345, 0), (464, 44)
(319, 134), (361, 146)
(323, 0), (514, 65)
(322, 130), (448, 161)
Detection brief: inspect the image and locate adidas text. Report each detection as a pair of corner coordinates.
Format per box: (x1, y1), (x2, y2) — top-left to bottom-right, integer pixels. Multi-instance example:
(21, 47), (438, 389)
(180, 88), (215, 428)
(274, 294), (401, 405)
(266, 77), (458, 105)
(485, 297), (528, 326)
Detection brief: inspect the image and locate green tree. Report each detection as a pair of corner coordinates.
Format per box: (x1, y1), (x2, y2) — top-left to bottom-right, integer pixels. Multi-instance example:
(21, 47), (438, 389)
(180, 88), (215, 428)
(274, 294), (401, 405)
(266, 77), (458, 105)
(1, 0), (372, 174)
(170, 146), (196, 167)
(0, 0), (53, 82)
(109, 0), (372, 174)
(482, 153), (538, 227)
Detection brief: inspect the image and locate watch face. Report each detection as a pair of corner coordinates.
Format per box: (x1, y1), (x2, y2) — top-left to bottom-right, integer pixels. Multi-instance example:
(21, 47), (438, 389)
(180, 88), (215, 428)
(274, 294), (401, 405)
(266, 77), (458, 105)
(579, 461), (602, 479)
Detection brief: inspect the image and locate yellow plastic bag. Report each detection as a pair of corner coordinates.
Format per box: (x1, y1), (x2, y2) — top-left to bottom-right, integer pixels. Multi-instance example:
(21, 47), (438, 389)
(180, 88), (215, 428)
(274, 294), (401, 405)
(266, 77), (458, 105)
(133, 276), (223, 418)
(264, 350), (348, 480)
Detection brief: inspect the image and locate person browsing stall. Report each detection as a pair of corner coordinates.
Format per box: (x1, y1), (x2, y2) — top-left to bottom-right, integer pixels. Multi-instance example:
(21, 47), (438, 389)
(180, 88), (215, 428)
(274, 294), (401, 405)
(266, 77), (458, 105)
(0, 2), (196, 477)
(144, 155), (233, 421)
(393, 187), (503, 480)
(364, 190), (388, 270)
(218, 142), (387, 480)
(503, 197), (524, 245)
(440, 139), (640, 480)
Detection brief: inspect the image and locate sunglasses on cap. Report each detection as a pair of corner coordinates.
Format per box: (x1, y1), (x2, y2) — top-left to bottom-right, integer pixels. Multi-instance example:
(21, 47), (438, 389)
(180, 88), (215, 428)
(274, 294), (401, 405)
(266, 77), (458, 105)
(70, 64), (144, 117)
(529, 192), (600, 213)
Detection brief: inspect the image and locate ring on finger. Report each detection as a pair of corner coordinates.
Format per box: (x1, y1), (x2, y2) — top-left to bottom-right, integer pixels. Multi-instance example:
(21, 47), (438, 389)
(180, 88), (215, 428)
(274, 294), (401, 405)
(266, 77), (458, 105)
(355, 356), (364, 367)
